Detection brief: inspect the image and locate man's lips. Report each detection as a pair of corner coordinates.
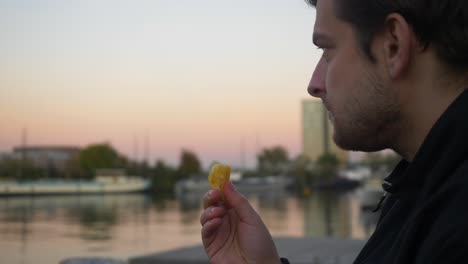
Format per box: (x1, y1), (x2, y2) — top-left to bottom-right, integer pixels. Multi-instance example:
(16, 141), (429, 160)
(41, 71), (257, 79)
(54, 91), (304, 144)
(328, 111), (334, 122)
(322, 100), (331, 112)
(322, 100), (334, 122)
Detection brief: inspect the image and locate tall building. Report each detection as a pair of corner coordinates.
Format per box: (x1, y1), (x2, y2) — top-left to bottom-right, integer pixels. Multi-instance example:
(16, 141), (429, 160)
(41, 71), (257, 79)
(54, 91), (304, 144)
(302, 100), (348, 164)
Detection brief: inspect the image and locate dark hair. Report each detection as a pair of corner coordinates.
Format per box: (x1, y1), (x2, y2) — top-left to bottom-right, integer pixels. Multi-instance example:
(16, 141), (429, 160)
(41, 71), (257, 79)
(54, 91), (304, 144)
(306, 0), (468, 70)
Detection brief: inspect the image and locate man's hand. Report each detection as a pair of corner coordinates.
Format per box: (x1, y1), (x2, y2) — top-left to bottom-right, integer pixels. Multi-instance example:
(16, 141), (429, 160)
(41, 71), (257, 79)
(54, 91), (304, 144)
(200, 181), (281, 264)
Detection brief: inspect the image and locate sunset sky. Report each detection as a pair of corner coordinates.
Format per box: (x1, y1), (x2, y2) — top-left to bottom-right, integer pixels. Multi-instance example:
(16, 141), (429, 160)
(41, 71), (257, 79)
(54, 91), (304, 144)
(0, 0), (321, 169)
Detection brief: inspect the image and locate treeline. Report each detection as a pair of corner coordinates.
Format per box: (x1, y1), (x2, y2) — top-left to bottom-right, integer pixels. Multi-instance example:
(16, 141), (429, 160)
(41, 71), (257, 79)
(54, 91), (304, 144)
(0, 143), (400, 194)
(0, 143), (205, 194)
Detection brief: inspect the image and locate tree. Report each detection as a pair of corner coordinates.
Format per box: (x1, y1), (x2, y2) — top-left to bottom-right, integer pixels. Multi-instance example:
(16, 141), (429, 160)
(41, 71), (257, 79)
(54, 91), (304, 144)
(0, 157), (45, 180)
(316, 153), (339, 180)
(178, 149), (201, 178)
(317, 153), (339, 167)
(257, 146), (289, 175)
(150, 160), (177, 194)
(79, 143), (124, 178)
(288, 154), (315, 189)
(63, 155), (86, 179)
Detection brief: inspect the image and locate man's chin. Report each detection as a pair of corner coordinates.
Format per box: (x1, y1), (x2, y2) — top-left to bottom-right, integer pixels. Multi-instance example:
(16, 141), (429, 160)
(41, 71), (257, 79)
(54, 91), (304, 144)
(333, 131), (387, 152)
(328, 111), (335, 124)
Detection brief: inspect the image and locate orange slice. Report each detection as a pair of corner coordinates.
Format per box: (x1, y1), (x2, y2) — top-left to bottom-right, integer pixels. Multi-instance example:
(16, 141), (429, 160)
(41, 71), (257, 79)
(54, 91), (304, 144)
(208, 164), (231, 192)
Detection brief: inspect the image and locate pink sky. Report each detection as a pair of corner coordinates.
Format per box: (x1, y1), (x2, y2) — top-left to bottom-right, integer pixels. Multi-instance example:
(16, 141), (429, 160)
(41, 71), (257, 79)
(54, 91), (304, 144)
(0, 0), (321, 169)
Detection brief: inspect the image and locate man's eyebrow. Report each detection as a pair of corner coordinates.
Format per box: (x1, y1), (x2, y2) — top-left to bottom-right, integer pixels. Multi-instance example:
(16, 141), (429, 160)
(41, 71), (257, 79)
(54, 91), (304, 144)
(312, 32), (331, 45)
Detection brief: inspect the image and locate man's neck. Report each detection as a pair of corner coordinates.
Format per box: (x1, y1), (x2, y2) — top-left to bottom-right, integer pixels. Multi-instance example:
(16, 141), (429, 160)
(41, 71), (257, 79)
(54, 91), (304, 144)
(393, 71), (467, 162)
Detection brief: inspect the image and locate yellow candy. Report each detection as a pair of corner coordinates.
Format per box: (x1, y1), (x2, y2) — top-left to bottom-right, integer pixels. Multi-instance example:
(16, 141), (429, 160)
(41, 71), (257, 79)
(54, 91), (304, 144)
(208, 164), (231, 191)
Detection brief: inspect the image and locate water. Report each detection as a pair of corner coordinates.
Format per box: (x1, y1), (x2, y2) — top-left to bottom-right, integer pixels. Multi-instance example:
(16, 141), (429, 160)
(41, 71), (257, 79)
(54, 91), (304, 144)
(0, 189), (378, 264)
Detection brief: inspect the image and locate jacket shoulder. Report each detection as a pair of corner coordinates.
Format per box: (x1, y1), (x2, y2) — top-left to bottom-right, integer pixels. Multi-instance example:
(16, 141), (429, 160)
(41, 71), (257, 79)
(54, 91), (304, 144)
(414, 159), (468, 263)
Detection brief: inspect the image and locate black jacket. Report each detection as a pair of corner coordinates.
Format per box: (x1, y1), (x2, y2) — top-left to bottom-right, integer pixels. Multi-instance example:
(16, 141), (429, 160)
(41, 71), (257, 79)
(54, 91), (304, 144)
(354, 89), (468, 263)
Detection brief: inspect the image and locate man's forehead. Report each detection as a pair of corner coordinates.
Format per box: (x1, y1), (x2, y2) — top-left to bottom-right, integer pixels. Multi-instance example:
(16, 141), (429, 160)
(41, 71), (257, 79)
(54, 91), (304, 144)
(313, 0), (349, 44)
(313, 0), (336, 33)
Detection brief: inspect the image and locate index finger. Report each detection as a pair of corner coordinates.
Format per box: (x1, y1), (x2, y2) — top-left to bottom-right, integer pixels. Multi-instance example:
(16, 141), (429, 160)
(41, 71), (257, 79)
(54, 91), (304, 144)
(203, 189), (223, 209)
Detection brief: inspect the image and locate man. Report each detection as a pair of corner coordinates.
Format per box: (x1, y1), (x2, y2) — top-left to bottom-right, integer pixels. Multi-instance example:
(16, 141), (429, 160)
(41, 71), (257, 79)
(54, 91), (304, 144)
(200, 0), (468, 263)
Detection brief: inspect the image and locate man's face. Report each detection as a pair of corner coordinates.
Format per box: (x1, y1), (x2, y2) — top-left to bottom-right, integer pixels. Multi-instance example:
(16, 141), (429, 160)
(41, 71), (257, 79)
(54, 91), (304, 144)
(308, 0), (400, 152)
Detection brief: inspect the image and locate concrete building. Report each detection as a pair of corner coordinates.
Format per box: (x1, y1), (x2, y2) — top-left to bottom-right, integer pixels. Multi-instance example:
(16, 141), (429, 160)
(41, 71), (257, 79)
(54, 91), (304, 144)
(302, 100), (348, 164)
(13, 146), (81, 170)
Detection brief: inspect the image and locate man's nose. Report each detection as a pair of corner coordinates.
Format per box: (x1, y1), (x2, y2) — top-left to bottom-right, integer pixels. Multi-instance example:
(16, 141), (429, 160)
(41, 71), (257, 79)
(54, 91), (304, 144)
(307, 57), (326, 98)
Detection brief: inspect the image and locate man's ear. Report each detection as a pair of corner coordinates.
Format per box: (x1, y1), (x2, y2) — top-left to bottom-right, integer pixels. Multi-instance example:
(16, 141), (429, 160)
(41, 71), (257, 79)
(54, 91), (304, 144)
(382, 13), (413, 79)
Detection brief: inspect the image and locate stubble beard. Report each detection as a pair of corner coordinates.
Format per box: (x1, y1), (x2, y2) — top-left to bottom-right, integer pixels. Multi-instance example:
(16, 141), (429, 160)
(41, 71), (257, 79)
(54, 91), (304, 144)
(331, 70), (400, 152)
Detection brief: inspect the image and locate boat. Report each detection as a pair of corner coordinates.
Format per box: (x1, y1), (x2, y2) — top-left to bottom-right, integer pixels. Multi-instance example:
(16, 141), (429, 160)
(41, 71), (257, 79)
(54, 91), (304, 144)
(174, 177), (210, 197)
(233, 176), (293, 194)
(174, 172), (292, 197)
(0, 170), (150, 196)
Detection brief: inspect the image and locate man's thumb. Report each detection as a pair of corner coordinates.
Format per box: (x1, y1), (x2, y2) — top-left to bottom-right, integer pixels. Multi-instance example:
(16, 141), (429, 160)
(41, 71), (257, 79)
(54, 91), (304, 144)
(223, 181), (258, 222)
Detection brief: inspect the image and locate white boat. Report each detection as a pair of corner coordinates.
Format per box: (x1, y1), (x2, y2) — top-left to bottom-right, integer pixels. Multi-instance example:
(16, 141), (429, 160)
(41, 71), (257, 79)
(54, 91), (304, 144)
(174, 177), (210, 197)
(234, 176), (292, 194)
(174, 174), (292, 197)
(0, 175), (150, 196)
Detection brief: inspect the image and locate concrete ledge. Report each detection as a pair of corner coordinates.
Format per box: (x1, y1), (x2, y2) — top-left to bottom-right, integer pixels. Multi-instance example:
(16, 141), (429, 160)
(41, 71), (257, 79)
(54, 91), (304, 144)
(60, 257), (127, 264)
(129, 237), (365, 264)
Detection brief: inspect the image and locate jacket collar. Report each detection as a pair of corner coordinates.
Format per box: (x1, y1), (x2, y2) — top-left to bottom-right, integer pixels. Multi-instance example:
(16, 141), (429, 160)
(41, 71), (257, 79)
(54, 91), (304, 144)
(384, 88), (468, 196)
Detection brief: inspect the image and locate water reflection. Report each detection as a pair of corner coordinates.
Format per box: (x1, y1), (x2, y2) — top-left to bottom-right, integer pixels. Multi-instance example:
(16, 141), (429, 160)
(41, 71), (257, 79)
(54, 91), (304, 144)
(256, 189), (288, 210)
(0, 189), (378, 264)
(303, 190), (377, 239)
(177, 192), (203, 211)
(1, 195), (154, 242)
(303, 191), (347, 237)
